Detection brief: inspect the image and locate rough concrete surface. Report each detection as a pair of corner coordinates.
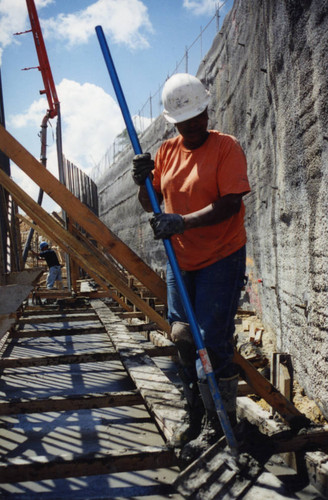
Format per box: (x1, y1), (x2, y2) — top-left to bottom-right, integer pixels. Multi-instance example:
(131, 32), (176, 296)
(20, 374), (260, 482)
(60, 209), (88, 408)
(97, 0), (328, 419)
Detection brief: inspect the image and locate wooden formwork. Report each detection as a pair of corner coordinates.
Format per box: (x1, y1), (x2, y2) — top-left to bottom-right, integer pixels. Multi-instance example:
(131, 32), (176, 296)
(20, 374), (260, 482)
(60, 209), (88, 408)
(0, 296), (181, 497)
(1, 295), (328, 498)
(0, 127), (327, 497)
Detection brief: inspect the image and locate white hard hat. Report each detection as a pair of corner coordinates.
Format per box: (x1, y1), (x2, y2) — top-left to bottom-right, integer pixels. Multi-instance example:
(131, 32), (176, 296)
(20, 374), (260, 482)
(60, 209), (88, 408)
(162, 73), (210, 124)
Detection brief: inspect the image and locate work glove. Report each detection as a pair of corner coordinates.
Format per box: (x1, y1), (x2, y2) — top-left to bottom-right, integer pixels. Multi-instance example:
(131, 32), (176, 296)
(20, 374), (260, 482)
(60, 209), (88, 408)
(132, 153), (154, 186)
(150, 213), (185, 240)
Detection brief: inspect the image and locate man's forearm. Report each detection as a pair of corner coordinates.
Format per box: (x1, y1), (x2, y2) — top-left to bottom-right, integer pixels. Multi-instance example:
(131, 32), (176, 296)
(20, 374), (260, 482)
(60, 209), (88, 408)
(183, 194), (243, 230)
(138, 185), (163, 212)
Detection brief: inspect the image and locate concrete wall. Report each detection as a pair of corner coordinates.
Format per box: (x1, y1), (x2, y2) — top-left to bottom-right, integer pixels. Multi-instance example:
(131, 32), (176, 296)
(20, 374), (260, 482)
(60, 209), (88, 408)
(98, 0), (328, 418)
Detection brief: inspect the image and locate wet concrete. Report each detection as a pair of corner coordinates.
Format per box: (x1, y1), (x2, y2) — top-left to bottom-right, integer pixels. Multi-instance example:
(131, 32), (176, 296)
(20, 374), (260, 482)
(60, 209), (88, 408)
(0, 303), (326, 499)
(0, 306), (183, 499)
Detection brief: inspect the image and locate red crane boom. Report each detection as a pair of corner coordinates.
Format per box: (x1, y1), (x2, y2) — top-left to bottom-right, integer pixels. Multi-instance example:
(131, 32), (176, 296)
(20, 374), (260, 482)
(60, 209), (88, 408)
(25, 0), (59, 118)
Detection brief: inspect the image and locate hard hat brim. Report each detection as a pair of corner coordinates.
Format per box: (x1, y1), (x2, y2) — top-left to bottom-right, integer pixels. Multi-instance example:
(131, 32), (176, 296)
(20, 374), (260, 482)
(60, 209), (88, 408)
(163, 98), (210, 124)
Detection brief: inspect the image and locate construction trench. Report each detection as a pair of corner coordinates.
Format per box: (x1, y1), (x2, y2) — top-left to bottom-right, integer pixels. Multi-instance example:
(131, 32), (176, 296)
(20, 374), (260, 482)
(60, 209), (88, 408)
(1, 125), (328, 498)
(1, 0), (328, 498)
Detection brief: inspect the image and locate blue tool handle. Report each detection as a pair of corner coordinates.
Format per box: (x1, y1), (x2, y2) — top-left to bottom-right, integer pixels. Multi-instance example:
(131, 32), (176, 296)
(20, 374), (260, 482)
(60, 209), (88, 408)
(95, 25), (237, 453)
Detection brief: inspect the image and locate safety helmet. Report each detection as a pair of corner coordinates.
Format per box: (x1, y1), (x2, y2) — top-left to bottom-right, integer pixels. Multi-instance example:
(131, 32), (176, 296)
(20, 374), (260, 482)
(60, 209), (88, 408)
(162, 73), (210, 124)
(39, 242), (48, 250)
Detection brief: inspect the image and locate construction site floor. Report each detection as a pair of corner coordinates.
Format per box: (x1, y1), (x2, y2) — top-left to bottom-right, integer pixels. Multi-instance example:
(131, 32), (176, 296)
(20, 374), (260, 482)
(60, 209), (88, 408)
(0, 297), (326, 499)
(0, 301), (182, 499)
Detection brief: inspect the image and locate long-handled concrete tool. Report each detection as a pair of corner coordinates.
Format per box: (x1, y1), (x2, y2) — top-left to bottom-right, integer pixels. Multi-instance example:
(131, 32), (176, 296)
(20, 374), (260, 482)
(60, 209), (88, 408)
(95, 25), (238, 456)
(94, 27), (319, 497)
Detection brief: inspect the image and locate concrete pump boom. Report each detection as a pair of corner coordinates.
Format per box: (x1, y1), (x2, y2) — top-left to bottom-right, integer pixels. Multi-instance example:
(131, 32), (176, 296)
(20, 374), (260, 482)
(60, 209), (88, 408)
(25, 0), (59, 118)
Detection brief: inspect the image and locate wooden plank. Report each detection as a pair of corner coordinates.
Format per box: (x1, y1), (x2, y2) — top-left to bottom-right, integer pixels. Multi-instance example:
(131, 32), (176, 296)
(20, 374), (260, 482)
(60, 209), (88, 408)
(238, 397), (328, 497)
(0, 125), (167, 303)
(238, 397), (328, 455)
(126, 322), (159, 332)
(17, 313), (99, 325)
(0, 390), (143, 415)
(237, 396), (288, 435)
(305, 451), (328, 498)
(0, 350), (120, 369)
(21, 307), (95, 317)
(237, 381), (254, 396)
(233, 350), (304, 424)
(0, 169), (170, 333)
(91, 300), (186, 441)
(143, 345), (176, 357)
(10, 325), (106, 338)
(19, 214), (132, 312)
(0, 446), (177, 483)
(32, 289), (117, 300)
(0, 341), (174, 367)
(119, 311), (147, 319)
(75, 290), (120, 299)
(31, 289), (72, 299)
(273, 429), (328, 454)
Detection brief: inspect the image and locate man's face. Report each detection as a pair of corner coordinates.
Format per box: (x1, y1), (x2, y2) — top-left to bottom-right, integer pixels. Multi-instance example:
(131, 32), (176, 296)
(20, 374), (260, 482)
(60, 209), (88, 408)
(176, 108), (209, 149)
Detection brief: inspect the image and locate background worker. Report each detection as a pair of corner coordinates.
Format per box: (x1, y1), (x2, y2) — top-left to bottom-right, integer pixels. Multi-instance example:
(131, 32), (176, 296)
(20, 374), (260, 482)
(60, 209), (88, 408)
(30, 242), (63, 290)
(132, 73), (250, 463)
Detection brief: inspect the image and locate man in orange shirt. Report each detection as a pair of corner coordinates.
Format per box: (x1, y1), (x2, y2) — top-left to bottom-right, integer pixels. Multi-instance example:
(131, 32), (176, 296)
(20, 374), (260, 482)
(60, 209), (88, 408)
(132, 73), (250, 463)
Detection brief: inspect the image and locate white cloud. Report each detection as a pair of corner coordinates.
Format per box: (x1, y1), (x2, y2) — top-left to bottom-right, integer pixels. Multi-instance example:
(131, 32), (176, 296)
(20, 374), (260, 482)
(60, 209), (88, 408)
(0, 0), (152, 64)
(42, 0), (153, 50)
(9, 78), (125, 174)
(183, 0), (221, 16)
(10, 98), (48, 129)
(0, 0), (53, 62)
(9, 77), (126, 211)
(57, 78), (125, 173)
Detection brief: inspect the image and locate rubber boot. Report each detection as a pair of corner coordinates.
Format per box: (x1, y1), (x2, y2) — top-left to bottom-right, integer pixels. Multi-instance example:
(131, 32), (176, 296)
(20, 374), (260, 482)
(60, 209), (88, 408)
(180, 373), (239, 464)
(168, 322), (204, 449)
(218, 373), (239, 427)
(179, 382), (220, 463)
(167, 377), (204, 449)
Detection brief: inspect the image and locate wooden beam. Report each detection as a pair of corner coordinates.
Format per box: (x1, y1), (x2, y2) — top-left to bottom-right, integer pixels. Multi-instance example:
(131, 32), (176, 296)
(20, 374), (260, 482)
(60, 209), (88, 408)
(21, 307), (95, 317)
(0, 390), (143, 415)
(237, 397), (328, 498)
(91, 301), (186, 441)
(0, 446), (177, 483)
(0, 350), (120, 369)
(119, 311), (147, 319)
(0, 169), (170, 333)
(233, 350), (304, 424)
(273, 429), (328, 454)
(10, 325), (106, 338)
(0, 125), (167, 303)
(19, 214), (132, 312)
(17, 313), (99, 325)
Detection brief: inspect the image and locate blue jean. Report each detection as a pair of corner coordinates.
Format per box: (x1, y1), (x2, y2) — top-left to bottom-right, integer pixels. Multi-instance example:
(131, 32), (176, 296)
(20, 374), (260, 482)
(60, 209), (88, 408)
(47, 265), (62, 289)
(167, 246), (246, 381)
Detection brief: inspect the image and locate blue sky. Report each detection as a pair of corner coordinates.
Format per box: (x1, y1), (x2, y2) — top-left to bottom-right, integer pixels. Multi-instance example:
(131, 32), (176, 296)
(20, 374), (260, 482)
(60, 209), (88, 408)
(0, 0), (233, 211)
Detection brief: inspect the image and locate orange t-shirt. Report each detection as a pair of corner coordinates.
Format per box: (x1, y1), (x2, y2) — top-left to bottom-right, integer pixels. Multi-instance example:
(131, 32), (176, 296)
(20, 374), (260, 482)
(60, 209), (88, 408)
(153, 130), (250, 271)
